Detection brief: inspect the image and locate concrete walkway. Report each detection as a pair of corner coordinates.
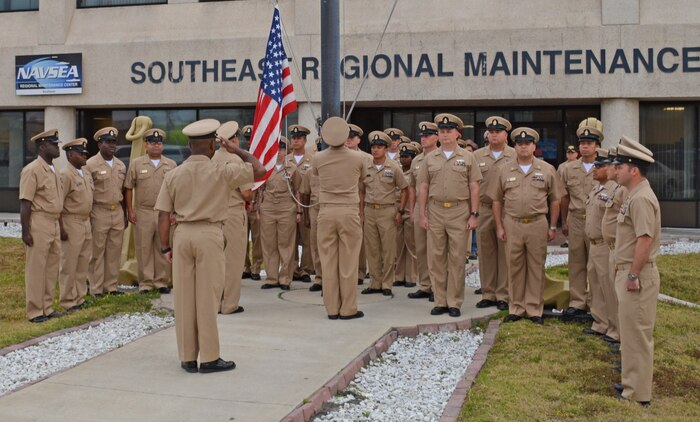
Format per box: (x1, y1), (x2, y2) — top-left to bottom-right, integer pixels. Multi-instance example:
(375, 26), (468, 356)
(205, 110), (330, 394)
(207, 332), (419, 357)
(0, 275), (494, 422)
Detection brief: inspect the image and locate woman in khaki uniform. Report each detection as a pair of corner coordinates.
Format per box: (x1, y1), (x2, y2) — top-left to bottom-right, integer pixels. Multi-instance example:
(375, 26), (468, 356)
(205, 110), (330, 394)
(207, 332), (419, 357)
(259, 138), (302, 291)
(394, 142), (419, 288)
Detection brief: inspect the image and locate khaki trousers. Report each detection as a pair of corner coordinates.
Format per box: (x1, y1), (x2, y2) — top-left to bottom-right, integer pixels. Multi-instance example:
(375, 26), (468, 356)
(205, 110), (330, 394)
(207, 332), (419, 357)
(172, 222), (225, 363)
(244, 209), (263, 274)
(413, 203), (432, 293)
(567, 213), (590, 309)
(25, 213), (61, 320)
(318, 205), (361, 317)
(59, 215), (91, 309)
(606, 248), (620, 340)
(395, 215), (416, 283)
(221, 207), (247, 313)
(88, 206), (124, 294)
(503, 215), (548, 317)
(260, 202), (297, 286)
(134, 207), (170, 290)
(309, 205), (323, 285)
(477, 205), (509, 301)
(427, 201), (469, 309)
(364, 205), (397, 290)
(615, 262), (659, 403)
(293, 220), (314, 276)
(587, 241), (611, 334)
(358, 233), (367, 278)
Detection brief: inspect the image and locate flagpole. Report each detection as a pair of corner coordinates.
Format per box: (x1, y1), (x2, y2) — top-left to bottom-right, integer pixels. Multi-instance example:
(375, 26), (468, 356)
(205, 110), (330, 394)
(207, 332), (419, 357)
(320, 0), (340, 148)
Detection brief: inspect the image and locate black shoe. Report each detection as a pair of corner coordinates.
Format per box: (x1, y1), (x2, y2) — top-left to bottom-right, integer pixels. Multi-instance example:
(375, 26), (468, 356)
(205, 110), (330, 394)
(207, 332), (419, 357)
(613, 383), (623, 393)
(448, 307), (461, 317)
(108, 290), (124, 296)
(358, 278), (364, 285)
(430, 306), (449, 315)
(503, 314), (522, 323)
(339, 311), (364, 320)
(603, 335), (620, 344)
(382, 289), (393, 296)
(328, 314), (339, 320)
(609, 342), (621, 351)
(181, 361), (198, 373)
(158, 287), (172, 294)
(583, 328), (604, 336)
(429, 293), (434, 302)
(292, 274), (303, 281)
(280, 285), (290, 291)
(468, 255), (478, 261)
(404, 282), (416, 288)
(66, 304), (83, 313)
(474, 288), (482, 295)
(564, 307), (587, 316)
(300, 275), (312, 283)
(139, 290), (151, 295)
(560, 242), (568, 248)
(250, 274), (261, 281)
(242, 272), (252, 279)
(93, 293), (103, 299)
(221, 306), (244, 315)
(29, 315), (48, 323)
(393, 280), (406, 287)
(496, 301), (509, 311)
(530, 316), (544, 325)
(46, 311), (65, 319)
(408, 290), (431, 299)
(361, 287), (382, 295)
(476, 299), (497, 308)
(199, 358), (236, 373)
(260, 283), (280, 289)
(309, 284), (322, 292)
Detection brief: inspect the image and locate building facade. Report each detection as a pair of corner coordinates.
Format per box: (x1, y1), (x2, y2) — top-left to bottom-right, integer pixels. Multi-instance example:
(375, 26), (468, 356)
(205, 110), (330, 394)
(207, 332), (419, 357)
(0, 0), (699, 226)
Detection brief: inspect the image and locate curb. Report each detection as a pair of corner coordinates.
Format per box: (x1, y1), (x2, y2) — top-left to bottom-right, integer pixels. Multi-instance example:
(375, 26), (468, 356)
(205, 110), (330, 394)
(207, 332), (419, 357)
(279, 314), (498, 422)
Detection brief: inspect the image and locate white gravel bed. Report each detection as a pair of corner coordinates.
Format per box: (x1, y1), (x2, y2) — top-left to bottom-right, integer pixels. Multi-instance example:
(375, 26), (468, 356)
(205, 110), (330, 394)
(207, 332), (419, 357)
(0, 312), (173, 396)
(0, 222), (21, 238)
(314, 330), (483, 422)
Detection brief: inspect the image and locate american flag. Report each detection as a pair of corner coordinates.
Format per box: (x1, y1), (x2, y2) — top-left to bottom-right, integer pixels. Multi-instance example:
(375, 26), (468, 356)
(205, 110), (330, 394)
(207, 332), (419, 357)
(250, 5), (297, 188)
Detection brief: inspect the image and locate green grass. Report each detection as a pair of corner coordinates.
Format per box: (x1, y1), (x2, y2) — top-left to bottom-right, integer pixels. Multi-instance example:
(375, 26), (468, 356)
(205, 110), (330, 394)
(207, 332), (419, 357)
(0, 238), (158, 349)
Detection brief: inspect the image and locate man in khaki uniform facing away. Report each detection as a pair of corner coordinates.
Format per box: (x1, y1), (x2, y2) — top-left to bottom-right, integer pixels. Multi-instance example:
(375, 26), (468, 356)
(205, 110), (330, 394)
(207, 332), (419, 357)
(58, 138), (93, 312)
(156, 118), (264, 373)
(85, 127), (127, 297)
(418, 114), (482, 318)
(125, 128), (177, 294)
(345, 123), (372, 284)
(491, 127), (562, 325)
(20, 129), (64, 323)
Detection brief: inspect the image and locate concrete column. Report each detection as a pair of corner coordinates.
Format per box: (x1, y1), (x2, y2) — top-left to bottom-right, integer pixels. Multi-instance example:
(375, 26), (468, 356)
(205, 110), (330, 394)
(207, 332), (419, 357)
(601, 99), (639, 148)
(38, 0), (75, 45)
(44, 106), (76, 170)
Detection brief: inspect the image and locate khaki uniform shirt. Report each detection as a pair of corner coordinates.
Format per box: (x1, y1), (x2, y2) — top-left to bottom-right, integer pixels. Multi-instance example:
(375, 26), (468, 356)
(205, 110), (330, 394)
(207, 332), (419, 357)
(262, 163), (301, 205)
(602, 184), (626, 244)
(407, 153), (425, 188)
(125, 155), (177, 209)
(559, 158), (596, 214)
(473, 145), (516, 205)
(363, 158), (407, 205)
(386, 150), (401, 163)
(300, 164), (320, 206)
(155, 155), (253, 223)
(211, 149), (254, 208)
(311, 147), (365, 206)
(85, 154), (126, 208)
(19, 158), (63, 214)
(585, 180), (617, 241)
(489, 160), (562, 218)
(614, 179), (660, 265)
(417, 148), (482, 202)
(60, 165), (94, 216)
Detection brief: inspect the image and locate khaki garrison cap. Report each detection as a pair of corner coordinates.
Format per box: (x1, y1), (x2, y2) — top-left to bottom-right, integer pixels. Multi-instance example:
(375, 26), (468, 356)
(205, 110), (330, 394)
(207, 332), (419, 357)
(62, 138), (88, 153)
(183, 119), (220, 140)
(594, 147), (611, 165)
(383, 128), (404, 140)
(510, 127), (540, 143)
(31, 129), (60, 144)
(242, 125), (253, 139)
(144, 128), (167, 143)
(400, 142), (419, 157)
(485, 116), (512, 131)
(614, 136), (654, 166)
(435, 113), (464, 129)
(577, 117), (604, 143)
(94, 127), (118, 142)
(321, 117), (349, 147)
(348, 124), (363, 137)
(418, 121), (438, 136)
(369, 131), (391, 147)
(399, 135), (411, 144)
(217, 121), (240, 141)
(288, 124), (311, 138)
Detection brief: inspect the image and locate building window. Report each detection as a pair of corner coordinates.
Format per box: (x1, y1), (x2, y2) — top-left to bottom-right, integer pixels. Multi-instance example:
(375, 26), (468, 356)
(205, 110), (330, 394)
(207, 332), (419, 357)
(0, 0), (38, 12)
(0, 111), (44, 188)
(77, 0), (167, 8)
(640, 103), (698, 201)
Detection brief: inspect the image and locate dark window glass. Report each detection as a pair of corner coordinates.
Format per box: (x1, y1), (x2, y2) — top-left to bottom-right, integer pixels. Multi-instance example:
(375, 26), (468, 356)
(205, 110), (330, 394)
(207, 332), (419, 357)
(0, 111), (43, 188)
(0, 0), (38, 12)
(77, 0), (166, 8)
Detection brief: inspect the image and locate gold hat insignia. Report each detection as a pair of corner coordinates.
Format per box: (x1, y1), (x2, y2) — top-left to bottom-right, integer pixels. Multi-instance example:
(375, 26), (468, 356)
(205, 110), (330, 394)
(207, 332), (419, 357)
(520, 131), (527, 138)
(492, 119), (498, 126)
(109, 130), (115, 136)
(584, 129), (590, 136)
(421, 124), (427, 131)
(442, 116), (449, 124)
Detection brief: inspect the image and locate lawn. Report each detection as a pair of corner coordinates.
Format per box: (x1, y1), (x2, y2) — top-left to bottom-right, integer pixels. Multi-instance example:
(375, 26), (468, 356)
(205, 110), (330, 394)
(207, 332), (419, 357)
(0, 238), (158, 349)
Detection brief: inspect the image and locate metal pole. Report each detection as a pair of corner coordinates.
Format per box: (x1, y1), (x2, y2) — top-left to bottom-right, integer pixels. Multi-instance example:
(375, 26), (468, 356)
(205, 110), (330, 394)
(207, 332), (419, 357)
(320, 0), (340, 148)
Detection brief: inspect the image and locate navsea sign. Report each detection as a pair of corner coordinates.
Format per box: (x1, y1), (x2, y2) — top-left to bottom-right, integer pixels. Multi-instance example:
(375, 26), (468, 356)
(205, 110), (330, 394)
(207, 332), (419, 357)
(15, 54), (83, 96)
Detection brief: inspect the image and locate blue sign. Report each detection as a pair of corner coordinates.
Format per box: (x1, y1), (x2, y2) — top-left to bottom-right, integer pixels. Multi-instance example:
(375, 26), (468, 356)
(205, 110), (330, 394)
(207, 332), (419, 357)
(15, 53), (83, 96)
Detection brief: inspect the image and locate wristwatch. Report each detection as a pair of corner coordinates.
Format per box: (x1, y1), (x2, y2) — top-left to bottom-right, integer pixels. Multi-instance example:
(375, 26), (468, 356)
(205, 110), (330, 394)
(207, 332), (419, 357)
(470, 211), (480, 217)
(627, 273), (638, 281)
(399, 210), (407, 216)
(160, 246), (172, 254)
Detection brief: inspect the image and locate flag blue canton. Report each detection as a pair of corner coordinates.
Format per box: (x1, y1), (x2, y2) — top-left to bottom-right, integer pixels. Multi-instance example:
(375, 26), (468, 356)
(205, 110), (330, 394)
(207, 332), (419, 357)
(261, 9), (285, 104)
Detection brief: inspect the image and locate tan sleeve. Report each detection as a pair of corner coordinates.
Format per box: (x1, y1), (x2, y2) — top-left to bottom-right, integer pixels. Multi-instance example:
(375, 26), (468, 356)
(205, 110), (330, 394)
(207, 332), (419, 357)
(487, 167), (504, 202)
(223, 161), (254, 190)
(467, 153), (483, 183)
(630, 195), (657, 238)
(19, 166), (37, 201)
(292, 169), (302, 192)
(60, 171), (72, 202)
(124, 160), (137, 189)
(300, 171), (311, 195)
(311, 154), (320, 176)
(155, 176), (174, 213)
(550, 167), (566, 201)
(416, 156), (429, 186)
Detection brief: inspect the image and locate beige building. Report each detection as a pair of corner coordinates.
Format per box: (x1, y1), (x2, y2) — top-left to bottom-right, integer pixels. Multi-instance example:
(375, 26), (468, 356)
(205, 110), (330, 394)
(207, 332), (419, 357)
(1, 0), (699, 226)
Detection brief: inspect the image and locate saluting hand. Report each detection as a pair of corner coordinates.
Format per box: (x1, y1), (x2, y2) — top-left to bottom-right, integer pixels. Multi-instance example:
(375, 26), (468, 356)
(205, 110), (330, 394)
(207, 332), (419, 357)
(220, 135), (240, 155)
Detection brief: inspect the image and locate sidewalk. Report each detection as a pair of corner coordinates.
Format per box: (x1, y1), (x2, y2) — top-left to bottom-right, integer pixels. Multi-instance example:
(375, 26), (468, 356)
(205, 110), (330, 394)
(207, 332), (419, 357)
(0, 276), (494, 422)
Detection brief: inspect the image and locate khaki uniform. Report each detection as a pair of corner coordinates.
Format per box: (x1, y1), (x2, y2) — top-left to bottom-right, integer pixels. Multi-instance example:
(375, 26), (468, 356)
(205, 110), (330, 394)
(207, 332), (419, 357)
(300, 162), (322, 287)
(417, 148), (482, 309)
(356, 150), (373, 279)
(474, 145), (516, 302)
(614, 179), (660, 403)
(489, 161), (561, 317)
(244, 192), (263, 275)
(19, 158), (64, 320)
(601, 184), (626, 341)
(584, 180), (617, 334)
(156, 155), (253, 363)
(409, 153), (431, 293)
(125, 155), (176, 291)
(260, 163), (301, 286)
(363, 159), (408, 290)
(212, 149), (253, 312)
(59, 165), (94, 309)
(559, 159), (597, 310)
(85, 154), (126, 295)
(288, 153), (315, 279)
(312, 147), (365, 317)
(395, 167), (416, 284)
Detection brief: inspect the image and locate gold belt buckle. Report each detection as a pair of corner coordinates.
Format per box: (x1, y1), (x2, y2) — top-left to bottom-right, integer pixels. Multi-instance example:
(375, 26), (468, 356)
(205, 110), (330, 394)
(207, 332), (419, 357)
(443, 202), (452, 208)
(374, 204), (381, 209)
(111, 204), (116, 210)
(522, 217), (531, 224)
(582, 213), (587, 219)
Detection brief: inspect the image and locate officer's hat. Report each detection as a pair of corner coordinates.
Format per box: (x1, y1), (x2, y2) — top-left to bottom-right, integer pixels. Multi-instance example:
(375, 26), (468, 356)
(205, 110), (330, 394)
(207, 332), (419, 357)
(465, 139), (478, 151)
(510, 127), (540, 144)
(31, 129), (60, 144)
(418, 122), (438, 136)
(485, 116), (512, 132)
(457, 138), (468, 149)
(94, 127), (118, 143)
(434, 113), (464, 130)
(62, 138), (88, 154)
(608, 146), (617, 160)
(288, 124), (311, 138)
(593, 148), (611, 166)
(383, 128), (404, 140)
(144, 128), (167, 143)
(577, 117), (604, 143)
(566, 145), (577, 154)
(399, 135), (411, 144)
(369, 131), (391, 147)
(400, 143), (419, 157)
(242, 125), (253, 139)
(613, 136), (654, 166)
(410, 141), (423, 154)
(348, 124), (364, 138)
(279, 136), (289, 149)
(320, 117), (349, 147)
(216, 121), (240, 141)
